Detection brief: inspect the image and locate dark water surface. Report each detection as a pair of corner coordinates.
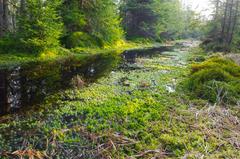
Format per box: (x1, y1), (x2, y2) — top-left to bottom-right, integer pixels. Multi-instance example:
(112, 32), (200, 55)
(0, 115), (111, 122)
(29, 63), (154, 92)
(0, 46), (172, 114)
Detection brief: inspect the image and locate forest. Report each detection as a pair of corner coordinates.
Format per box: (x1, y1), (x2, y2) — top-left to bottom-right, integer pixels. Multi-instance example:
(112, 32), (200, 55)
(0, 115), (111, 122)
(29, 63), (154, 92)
(0, 0), (239, 158)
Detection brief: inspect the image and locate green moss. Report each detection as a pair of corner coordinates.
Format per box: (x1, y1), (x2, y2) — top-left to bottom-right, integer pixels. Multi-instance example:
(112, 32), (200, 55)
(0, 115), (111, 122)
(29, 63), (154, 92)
(0, 41), (155, 68)
(191, 56), (240, 77)
(0, 44), (239, 158)
(186, 56), (240, 104)
(65, 32), (101, 48)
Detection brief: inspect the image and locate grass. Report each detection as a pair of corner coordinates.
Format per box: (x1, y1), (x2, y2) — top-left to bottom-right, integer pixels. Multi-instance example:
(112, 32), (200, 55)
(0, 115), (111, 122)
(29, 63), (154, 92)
(0, 48), (72, 69)
(0, 44), (239, 158)
(0, 41), (156, 69)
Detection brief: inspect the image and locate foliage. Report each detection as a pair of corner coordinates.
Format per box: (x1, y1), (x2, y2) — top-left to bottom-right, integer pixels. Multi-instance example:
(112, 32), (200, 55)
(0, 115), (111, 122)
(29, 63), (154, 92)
(153, 0), (185, 39)
(65, 32), (99, 48)
(181, 9), (206, 39)
(203, 0), (240, 52)
(84, 0), (124, 46)
(16, 0), (63, 53)
(0, 48), (71, 69)
(0, 35), (22, 54)
(0, 0), (124, 53)
(120, 0), (159, 39)
(120, 0), (202, 40)
(186, 56), (240, 104)
(61, 0), (123, 48)
(0, 40), (154, 69)
(188, 47), (207, 62)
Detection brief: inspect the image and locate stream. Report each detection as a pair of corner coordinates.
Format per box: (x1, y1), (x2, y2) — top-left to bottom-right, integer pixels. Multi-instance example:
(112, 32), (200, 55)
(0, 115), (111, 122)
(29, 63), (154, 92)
(0, 45), (174, 114)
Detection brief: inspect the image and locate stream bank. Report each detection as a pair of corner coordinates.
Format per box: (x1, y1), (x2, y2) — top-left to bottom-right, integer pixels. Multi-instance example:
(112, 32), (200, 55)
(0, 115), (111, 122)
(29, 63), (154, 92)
(0, 40), (239, 159)
(0, 45), (172, 114)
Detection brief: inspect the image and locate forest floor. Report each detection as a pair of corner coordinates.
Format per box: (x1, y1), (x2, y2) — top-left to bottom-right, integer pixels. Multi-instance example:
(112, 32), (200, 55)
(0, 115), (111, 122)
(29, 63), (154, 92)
(0, 41), (240, 159)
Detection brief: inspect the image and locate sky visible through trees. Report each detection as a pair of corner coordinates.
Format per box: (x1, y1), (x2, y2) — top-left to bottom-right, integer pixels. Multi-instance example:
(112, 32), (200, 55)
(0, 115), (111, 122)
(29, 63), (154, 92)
(182, 0), (213, 17)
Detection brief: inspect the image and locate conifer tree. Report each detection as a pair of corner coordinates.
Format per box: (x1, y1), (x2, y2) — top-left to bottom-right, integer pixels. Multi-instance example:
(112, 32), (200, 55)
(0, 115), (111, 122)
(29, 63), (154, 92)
(17, 0), (63, 53)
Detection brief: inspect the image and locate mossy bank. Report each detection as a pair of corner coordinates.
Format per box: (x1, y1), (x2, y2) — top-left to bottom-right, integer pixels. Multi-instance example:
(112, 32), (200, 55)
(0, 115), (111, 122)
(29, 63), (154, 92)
(0, 42), (239, 158)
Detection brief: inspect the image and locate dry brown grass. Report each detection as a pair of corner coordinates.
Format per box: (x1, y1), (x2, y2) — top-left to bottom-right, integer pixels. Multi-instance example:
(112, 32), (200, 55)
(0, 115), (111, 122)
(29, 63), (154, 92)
(225, 53), (240, 65)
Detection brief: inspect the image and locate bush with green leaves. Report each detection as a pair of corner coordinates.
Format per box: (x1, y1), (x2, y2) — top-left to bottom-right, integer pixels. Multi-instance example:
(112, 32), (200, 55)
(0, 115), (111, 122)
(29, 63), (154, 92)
(186, 56), (240, 104)
(65, 32), (100, 48)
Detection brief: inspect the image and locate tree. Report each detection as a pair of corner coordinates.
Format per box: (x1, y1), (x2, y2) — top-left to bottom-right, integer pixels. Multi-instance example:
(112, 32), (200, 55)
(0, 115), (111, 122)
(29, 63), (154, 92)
(84, 0), (123, 46)
(204, 0), (240, 51)
(61, 0), (123, 48)
(16, 0), (63, 53)
(181, 6), (206, 39)
(120, 0), (159, 39)
(154, 0), (184, 39)
(120, 0), (185, 40)
(0, 0), (16, 37)
(221, 0), (239, 45)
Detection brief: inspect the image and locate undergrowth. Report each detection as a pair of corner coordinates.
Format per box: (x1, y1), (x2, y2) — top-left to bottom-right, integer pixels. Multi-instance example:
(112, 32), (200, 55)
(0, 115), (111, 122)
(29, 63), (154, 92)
(0, 43), (239, 158)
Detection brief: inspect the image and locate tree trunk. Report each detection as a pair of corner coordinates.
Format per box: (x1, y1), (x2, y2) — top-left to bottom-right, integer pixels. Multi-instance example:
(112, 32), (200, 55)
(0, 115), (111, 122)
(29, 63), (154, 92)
(0, 0), (13, 37)
(3, 0), (8, 31)
(214, 0), (220, 20)
(228, 0), (239, 45)
(0, 0), (4, 37)
(225, 0), (234, 45)
(221, 0), (229, 42)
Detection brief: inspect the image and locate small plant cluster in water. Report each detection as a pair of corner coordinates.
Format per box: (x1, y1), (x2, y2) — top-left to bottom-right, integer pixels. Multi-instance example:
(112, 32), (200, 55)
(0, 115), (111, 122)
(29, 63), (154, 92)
(185, 56), (240, 105)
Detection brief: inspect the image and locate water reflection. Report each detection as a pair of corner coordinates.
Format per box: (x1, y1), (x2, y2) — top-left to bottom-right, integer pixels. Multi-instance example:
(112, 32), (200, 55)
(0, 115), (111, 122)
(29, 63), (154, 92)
(0, 52), (120, 114)
(0, 45), (172, 114)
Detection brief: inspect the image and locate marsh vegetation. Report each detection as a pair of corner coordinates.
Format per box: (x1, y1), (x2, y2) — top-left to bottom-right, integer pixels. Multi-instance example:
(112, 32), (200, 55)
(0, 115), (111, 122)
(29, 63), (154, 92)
(0, 0), (240, 158)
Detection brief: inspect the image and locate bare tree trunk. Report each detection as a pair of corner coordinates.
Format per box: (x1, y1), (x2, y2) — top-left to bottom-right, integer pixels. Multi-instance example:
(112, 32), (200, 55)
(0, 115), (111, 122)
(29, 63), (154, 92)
(225, 0), (234, 46)
(0, 0), (13, 37)
(214, 0), (220, 20)
(3, 0), (9, 31)
(0, 0), (4, 37)
(228, 0), (239, 45)
(221, 0), (229, 42)
(20, 0), (26, 15)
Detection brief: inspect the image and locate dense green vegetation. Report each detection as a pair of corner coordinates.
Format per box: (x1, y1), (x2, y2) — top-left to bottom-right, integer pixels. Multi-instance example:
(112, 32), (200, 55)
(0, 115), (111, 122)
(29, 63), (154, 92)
(0, 0), (240, 158)
(0, 0), (63, 54)
(0, 0), (203, 56)
(120, 0), (203, 40)
(61, 0), (124, 48)
(0, 0), (124, 55)
(185, 56), (240, 104)
(1, 44), (239, 158)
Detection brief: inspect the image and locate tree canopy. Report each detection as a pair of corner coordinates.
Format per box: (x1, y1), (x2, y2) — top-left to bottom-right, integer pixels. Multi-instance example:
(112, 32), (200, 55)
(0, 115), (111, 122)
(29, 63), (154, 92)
(0, 0), (238, 53)
(203, 0), (240, 51)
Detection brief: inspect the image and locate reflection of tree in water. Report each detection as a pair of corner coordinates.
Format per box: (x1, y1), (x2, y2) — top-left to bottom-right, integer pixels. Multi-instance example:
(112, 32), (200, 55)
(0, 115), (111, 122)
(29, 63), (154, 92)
(0, 52), (120, 114)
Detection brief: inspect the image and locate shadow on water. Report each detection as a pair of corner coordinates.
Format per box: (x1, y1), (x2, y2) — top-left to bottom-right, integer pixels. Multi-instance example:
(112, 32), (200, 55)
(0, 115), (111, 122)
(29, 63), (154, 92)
(0, 45), (172, 114)
(0, 52), (120, 114)
(122, 46), (173, 63)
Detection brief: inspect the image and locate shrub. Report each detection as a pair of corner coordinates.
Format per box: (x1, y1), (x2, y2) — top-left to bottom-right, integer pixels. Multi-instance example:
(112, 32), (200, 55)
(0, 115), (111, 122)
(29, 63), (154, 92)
(65, 32), (101, 48)
(185, 56), (240, 104)
(0, 36), (19, 53)
(191, 56), (240, 77)
(188, 47), (207, 62)
(201, 39), (230, 52)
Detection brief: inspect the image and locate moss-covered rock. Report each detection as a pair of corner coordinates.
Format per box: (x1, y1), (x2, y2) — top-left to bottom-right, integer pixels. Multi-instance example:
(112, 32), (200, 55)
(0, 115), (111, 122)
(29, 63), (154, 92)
(186, 56), (240, 104)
